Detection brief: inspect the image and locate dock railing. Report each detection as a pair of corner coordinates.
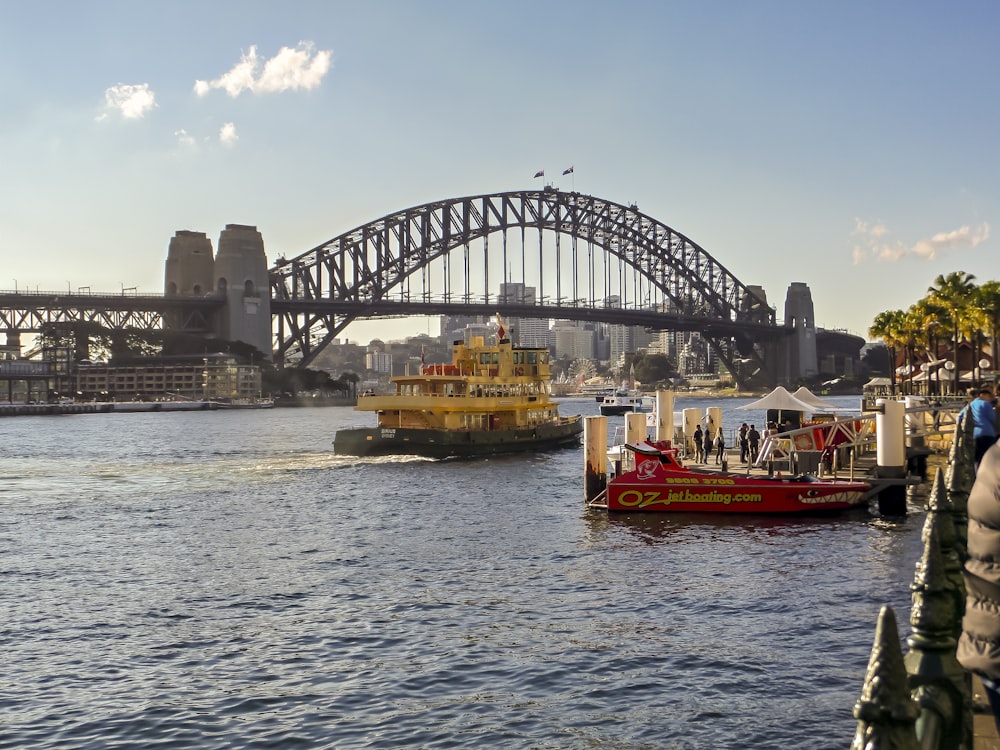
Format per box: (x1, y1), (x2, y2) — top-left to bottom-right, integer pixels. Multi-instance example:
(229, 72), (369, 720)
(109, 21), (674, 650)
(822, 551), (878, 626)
(754, 400), (967, 475)
(850, 412), (976, 749)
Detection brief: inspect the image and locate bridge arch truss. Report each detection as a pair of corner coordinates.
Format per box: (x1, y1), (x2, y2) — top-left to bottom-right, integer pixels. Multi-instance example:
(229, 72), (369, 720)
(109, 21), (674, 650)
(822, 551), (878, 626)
(271, 189), (781, 385)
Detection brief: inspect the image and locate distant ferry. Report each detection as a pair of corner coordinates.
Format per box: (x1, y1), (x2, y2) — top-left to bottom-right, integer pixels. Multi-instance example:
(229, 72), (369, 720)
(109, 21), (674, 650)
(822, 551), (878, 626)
(334, 330), (583, 458)
(598, 391), (653, 416)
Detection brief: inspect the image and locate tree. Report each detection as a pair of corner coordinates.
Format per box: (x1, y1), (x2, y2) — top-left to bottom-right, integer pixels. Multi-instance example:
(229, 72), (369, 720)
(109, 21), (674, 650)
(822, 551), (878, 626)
(868, 309), (906, 396)
(633, 353), (677, 385)
(977, 281), (1000, 375)
(927, 271), (977, 395)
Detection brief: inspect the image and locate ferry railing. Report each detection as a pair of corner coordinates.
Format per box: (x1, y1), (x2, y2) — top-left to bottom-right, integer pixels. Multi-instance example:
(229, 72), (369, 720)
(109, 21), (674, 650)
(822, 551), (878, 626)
(850, 414), (975, 749)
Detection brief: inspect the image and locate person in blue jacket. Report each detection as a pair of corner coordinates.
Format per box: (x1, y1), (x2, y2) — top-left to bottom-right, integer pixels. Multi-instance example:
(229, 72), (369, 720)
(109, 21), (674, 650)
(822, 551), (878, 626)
(964, 388), (999, 468)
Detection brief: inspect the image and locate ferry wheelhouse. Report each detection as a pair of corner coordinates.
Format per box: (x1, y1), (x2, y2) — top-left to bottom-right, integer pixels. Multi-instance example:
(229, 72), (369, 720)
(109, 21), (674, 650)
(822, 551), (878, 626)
(333, 334), (583, 458)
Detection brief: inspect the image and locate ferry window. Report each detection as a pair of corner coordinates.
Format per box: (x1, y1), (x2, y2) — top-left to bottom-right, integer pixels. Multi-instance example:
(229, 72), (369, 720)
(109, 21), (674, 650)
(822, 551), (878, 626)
(539, 352), (548, 364)
(527, 352), (537, 364)
(480, 353), (490, 365)
(514, 352), (522, 364)
(491, 352), (499, 365)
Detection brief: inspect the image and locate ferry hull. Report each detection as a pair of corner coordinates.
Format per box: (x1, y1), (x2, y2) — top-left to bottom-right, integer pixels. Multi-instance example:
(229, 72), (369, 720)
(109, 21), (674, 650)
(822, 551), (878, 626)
(335, 418), (583, 458)
(599, 404), (639, 416)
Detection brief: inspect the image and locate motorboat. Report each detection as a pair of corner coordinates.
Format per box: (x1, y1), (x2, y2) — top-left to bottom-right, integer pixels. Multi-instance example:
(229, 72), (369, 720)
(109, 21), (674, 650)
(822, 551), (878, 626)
(591, 439), (870, 513)
(598, 390), (653, 416)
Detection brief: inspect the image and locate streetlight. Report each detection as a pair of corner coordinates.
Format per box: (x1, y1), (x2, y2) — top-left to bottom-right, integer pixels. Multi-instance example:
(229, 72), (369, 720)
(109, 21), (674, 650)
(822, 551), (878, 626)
(944, 360), (956, 396)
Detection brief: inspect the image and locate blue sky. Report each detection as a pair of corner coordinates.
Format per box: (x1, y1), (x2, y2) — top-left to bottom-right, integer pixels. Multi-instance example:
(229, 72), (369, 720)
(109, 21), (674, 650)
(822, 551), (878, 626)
(2, 1), (996, 344)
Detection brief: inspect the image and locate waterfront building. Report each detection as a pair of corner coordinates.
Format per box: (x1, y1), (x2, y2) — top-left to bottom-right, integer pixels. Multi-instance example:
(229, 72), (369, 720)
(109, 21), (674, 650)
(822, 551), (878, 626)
(74, 354), (261, 402)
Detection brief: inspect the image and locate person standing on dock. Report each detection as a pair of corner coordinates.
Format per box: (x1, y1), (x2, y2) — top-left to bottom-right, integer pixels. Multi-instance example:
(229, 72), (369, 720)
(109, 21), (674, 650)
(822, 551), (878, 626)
(962, 388), (998, 468)
(693, 425), (704, 463)
(714, 429), (726, 464)
(738, 423), (749, 463)
(958, 443), (1000, 732)
(702, 427), (713, 466)
(748, 424), (761, 464)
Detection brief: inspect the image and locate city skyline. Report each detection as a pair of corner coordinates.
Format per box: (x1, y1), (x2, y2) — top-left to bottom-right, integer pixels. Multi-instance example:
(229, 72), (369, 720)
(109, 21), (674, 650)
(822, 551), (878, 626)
(3, 1), (997, 345)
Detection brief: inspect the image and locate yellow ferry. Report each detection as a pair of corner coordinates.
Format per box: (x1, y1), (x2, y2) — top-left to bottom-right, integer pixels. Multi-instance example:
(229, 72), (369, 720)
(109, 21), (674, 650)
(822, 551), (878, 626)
(334, 330), (583, 458)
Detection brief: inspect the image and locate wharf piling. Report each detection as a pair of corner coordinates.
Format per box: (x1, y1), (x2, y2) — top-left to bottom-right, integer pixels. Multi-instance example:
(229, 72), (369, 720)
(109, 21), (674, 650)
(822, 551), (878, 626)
(654, 390), (674, 443)
(583, 416), (608, 506)
(876, 398), (908, 516)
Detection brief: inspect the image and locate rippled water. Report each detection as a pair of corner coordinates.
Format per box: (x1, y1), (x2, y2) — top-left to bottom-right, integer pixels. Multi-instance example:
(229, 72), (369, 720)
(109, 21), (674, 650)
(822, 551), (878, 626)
(0, 396), (928, 749)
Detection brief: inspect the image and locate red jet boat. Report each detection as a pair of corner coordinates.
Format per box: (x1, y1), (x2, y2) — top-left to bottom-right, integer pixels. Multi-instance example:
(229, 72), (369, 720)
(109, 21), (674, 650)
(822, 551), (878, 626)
(598, 440), (871, 514)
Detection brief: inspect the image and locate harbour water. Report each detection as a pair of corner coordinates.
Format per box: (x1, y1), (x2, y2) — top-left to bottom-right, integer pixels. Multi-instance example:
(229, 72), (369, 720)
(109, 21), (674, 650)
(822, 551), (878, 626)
(2, 395), (928, 749)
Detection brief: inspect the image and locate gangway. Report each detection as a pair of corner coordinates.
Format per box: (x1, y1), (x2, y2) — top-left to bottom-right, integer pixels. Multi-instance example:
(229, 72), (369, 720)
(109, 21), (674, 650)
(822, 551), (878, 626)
(754, 399), (966, 472)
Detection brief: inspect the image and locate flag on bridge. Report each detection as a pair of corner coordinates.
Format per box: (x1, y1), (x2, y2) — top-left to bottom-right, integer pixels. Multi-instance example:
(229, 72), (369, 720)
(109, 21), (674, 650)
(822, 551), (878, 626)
(533, 169), (544, 178)
(562, 166), (574, 175)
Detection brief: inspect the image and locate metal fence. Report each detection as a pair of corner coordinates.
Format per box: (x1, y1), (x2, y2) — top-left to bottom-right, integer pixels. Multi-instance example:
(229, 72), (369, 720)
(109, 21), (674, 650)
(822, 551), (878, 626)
(850, 414), (976, 748)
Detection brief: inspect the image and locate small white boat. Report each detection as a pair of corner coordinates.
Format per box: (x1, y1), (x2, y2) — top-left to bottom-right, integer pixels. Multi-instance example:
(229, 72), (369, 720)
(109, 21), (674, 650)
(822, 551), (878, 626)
(598, 391), (653, 416)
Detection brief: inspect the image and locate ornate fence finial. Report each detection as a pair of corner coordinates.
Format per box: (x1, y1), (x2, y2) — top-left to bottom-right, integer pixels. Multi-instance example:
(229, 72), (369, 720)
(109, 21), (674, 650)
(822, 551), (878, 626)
(909, 522), (958, 650)
(924, 468), (965, 618)
(851, 606), (919, 749)
(945, 418), (974, 559)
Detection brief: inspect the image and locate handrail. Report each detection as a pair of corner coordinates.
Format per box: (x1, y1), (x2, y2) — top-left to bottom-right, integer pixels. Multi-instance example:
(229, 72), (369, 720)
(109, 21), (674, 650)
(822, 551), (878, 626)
(755, 401), (967, 469)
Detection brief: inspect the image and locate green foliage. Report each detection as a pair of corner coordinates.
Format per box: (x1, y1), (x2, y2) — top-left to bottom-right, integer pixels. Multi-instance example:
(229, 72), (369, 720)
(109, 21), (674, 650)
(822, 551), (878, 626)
(627, 352), (678, 384)
(262, 367), (349, 396)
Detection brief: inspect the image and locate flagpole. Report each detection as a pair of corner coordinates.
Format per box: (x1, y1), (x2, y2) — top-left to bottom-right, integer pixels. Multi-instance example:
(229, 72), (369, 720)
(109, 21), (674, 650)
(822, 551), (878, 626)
(561, 166), (575, 191)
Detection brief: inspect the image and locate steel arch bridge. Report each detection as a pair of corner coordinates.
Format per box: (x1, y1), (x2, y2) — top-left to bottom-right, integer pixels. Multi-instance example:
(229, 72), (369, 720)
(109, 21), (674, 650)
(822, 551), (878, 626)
(270, 188), (784, 386)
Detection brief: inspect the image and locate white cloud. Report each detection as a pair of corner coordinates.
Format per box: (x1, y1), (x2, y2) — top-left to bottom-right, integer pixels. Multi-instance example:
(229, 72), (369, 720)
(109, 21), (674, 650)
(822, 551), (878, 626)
(194, 42), (332, 98)
(174, 129), (195, 146)
(851, 218), (990, 264)
(101, 83), (156, 119)
(219, 122), (238, 144)
(910, 224), (990, 260)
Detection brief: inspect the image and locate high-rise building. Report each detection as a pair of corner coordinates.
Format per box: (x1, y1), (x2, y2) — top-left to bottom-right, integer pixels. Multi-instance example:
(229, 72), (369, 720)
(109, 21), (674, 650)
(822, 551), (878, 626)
(550, 321), (594, 360)
(498, 283), (550, 347)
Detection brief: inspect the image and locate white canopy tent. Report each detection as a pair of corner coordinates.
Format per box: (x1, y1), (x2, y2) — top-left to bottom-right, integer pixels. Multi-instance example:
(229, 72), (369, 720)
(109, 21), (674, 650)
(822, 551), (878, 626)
(790, 387), (839, 411)
(735, 386), (817, 414)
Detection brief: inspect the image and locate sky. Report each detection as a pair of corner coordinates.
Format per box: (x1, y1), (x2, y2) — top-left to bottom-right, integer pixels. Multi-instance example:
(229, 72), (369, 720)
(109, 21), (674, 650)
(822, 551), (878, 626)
(2, 0), (997, 345)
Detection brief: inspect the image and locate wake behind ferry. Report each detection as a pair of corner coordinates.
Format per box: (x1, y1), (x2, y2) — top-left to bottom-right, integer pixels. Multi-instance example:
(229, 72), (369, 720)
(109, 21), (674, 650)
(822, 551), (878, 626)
(333, 327), (583, 458)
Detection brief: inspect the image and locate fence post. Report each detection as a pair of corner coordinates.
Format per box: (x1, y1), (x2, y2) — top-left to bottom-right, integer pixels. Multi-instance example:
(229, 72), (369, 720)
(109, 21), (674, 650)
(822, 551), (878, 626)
(851, 605), (920, 749)
(904, 518), (971, 749)
(945, 411), (975, 562)
(925, 468), (965, 629)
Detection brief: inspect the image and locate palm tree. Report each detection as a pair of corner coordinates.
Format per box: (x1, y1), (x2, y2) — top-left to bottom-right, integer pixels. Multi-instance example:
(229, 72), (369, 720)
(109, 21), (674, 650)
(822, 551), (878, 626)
(927, 271), (977, 395)
(976, 281), (1000, 377)
(869, 309), (906, 396)
(910, 298), (950, 395)
(897, 307), (924, 396)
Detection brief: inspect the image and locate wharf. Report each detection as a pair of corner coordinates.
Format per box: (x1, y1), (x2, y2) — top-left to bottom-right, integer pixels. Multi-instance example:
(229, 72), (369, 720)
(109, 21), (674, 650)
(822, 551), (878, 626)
(680, 446), (921, 503)
(0, 400), (219, 417)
